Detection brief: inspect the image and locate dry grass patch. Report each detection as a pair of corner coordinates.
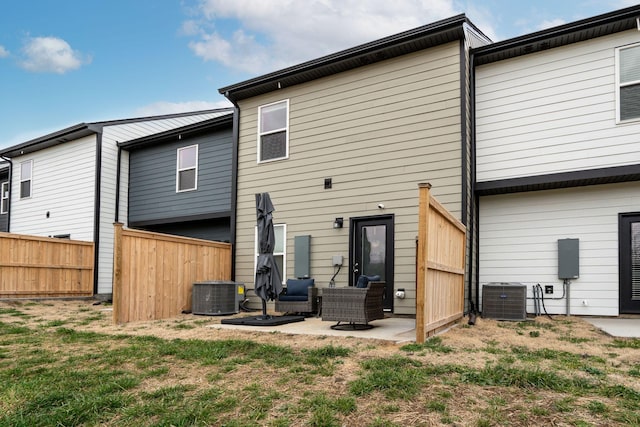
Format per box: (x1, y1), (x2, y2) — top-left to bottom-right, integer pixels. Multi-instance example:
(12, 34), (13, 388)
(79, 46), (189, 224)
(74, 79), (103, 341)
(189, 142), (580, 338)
(1, 300), (640, 426)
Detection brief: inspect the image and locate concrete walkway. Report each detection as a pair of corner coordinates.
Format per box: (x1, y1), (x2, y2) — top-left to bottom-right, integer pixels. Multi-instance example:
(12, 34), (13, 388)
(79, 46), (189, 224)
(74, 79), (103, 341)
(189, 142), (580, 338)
(584, 317), (640, 338)
(209, 315), (417, 343)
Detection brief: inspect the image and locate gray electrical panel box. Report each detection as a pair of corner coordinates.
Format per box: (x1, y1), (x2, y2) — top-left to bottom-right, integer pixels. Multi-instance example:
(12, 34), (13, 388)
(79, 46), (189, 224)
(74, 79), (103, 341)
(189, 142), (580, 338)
(558, 238), (579, 279)
(294, 235), (311, 278)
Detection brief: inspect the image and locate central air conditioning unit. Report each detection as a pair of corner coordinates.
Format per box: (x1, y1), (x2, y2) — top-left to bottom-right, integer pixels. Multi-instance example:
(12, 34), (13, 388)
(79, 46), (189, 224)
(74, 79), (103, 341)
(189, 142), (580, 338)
(482, 282), (527, 321)
(192, 281), (244, 316)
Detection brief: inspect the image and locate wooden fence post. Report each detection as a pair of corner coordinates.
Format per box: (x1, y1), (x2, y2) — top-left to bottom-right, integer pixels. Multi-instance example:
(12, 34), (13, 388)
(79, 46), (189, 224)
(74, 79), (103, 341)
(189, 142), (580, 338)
(112, 222), (123, 324)
(416, 183), (432, 343)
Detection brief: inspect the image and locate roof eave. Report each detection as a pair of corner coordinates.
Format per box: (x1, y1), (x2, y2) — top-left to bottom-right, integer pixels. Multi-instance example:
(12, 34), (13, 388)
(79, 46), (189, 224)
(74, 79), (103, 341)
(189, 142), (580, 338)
(219, 14), (471, 103)
(472, 5), (640, 65)
(0, 124), (100, 158)
(119, 111), (234, 150)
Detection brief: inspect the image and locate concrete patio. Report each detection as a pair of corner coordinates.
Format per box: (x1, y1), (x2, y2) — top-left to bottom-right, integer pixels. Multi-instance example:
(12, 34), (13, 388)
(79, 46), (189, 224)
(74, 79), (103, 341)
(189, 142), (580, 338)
(209, 315), (418, 343)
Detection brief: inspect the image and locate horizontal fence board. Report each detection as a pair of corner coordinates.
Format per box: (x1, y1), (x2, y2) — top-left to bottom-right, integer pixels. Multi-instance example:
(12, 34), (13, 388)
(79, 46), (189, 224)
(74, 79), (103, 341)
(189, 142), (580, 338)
(112, 223), (232, 323)
(0, 232), (94, 298)
(416, 184), (466, 342)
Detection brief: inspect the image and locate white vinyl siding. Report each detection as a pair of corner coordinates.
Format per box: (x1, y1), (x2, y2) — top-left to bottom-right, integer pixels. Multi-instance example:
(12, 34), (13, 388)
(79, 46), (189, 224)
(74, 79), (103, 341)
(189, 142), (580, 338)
(479, 182), (640, 317)
(19, 160), (32, 199)
(176, 145), (198, 192)
(10, 136), (96, 240)
(616, 42), (640, 122)
(1, 181), (8, 214)
(235, 42), (464, 315)
(258, 100), (289, 163)
(255, 224), (286, 285)
(476, 30), (640, 182)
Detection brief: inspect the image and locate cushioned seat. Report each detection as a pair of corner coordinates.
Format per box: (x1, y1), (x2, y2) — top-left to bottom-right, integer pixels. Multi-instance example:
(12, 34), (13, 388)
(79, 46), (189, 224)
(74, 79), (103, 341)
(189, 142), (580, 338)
(275, 278), (318, 314)
(322, 280), (385, 329)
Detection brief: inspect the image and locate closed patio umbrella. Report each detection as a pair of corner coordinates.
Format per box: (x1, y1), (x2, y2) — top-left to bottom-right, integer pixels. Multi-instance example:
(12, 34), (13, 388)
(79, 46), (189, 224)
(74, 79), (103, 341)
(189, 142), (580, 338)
(254, 192), (282, 319)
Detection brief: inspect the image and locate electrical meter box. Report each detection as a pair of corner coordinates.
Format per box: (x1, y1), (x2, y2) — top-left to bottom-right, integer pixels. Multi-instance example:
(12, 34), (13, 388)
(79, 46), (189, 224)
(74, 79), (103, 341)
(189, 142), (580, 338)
(558, 238), (579, 279)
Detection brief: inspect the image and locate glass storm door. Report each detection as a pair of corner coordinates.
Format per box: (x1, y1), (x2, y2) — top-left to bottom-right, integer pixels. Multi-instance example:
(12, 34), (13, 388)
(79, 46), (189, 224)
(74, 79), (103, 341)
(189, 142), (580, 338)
(351, 215), (394, 311)
(620, 213), (640, 314)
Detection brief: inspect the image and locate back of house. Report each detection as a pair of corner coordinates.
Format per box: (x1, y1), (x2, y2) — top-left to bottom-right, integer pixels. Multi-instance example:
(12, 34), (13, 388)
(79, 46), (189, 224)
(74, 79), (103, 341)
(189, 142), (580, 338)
(473, 5), (640, 316)
(220, 15), (490, 314)
(0, 110), (226, 299)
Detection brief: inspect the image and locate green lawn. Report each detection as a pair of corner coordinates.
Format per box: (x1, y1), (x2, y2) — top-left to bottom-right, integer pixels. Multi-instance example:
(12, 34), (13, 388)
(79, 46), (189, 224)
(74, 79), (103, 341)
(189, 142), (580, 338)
(1, 303), (639, 426)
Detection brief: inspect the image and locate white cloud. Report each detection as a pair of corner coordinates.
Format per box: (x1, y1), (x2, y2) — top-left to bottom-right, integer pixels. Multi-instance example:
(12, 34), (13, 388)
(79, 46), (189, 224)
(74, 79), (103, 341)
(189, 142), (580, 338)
(185, 0), (484, 74)
(0, 45), (9, 58)
(20, 36), (90, 74)
(536, 18), (566, 31)
(134, 100), (232, 117)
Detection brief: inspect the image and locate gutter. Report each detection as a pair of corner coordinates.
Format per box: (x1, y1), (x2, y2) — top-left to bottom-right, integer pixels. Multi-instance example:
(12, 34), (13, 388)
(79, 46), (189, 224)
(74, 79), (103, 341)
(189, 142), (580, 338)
(0, 155), (12, 231)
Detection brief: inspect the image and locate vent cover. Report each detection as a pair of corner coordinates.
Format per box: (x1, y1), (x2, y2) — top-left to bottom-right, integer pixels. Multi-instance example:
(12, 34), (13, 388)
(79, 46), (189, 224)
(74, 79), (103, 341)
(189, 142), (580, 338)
(192, 281), (243, 316)
(482, 282), (527, 321)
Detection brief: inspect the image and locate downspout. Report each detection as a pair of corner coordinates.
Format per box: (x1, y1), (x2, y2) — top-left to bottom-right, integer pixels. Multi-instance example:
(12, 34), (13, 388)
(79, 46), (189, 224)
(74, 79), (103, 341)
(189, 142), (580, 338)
(226, 96), (240, 281)
(468, 48), (480, 313)
(92, 130), (103, 296)
(0, 155), (12, 231)
(459, 39), (468, 228)
(460, 38), (473, 315)
(115, 146), (122, 223)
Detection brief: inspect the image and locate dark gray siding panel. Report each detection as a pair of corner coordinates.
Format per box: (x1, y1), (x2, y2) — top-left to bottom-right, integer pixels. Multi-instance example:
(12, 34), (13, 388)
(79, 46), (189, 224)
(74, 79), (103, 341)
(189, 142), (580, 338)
(137, 218), (230, 242)
(0, 169), (8, 232)
(128, 129), (232, 223)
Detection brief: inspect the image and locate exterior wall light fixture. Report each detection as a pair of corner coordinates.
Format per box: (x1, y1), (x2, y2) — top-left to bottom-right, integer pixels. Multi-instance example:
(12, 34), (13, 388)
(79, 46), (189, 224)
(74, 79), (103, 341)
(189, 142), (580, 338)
(333, 217), (344, 229)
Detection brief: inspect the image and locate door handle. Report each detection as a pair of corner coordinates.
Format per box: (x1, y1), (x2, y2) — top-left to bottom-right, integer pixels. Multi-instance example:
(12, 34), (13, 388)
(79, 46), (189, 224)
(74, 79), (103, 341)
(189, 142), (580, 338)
(353, 262), (359, 274)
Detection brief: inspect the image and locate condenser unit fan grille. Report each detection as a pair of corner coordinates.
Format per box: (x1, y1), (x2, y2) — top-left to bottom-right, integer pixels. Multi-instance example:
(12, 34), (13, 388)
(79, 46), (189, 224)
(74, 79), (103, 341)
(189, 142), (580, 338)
(192, 281), (242, 316)
(482, 283), (527, 321)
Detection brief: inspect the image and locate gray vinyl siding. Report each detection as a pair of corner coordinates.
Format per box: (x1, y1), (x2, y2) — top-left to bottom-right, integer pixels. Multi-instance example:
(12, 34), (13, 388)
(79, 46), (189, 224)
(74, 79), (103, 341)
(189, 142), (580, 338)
(97, 112), (221, 295)
(235, 42), (464, 315)
(138, 218), (230, 242)
(128, 129), (233, 224)
(0, 168), (8, 232)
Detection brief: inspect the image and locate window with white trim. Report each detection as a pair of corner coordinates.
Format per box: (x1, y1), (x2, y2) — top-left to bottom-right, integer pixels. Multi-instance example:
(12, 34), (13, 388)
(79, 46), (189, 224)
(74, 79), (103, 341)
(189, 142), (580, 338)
(176, 145), (198, 192)
(20, 160), (32, 199)
(1, 181), (8, 214)
(617, 43), (640, 122)
(255, 223), (286, 284)
(257, 99), (289, 162)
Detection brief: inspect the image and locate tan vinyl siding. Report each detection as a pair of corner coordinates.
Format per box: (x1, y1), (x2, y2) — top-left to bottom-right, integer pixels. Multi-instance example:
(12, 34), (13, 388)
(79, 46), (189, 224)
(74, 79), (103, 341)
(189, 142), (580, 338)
(235, 42), (463, 314)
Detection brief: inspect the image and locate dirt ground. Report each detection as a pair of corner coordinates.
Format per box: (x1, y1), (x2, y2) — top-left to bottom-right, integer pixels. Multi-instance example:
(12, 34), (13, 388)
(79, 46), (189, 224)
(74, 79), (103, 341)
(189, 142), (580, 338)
(1, 298), (637, 367)
(3, 299), (640, 426)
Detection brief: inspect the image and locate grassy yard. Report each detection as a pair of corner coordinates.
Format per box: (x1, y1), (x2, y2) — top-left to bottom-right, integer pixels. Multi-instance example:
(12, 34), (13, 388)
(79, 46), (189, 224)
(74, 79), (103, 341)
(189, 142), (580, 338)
(1, 301), (639, 426)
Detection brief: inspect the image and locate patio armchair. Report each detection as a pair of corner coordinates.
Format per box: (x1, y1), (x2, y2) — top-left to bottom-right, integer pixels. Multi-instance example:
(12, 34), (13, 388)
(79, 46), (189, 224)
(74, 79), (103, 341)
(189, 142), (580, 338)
(321, 281), (386, 329)
(275, 278), (318, 315)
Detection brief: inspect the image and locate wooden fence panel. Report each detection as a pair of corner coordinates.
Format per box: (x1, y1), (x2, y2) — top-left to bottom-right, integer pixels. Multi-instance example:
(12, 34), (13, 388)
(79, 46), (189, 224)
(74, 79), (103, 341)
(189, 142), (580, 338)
(0, 232), (94, 298)
(416, 183), (466, 343)
(112, 223), (232, 324)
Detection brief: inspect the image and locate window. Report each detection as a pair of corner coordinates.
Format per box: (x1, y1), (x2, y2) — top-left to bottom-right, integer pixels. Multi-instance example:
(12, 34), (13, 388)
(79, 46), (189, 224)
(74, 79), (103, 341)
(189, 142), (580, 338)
(255, 224), (286, 284)
(176, 145), (198, 192)
(258, 99), (289, 162)
(617, 43), (640, 122)
(20, 160), (32, 199)
(1, 182), (8, 214)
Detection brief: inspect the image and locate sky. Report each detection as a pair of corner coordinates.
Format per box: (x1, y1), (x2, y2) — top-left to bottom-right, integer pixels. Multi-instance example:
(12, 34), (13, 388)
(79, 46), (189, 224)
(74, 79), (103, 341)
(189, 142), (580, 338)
(0, 0), (638, 150)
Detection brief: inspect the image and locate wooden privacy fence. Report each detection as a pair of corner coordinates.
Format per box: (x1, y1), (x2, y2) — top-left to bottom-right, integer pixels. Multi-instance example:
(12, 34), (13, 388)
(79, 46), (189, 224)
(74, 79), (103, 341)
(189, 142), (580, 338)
(416, 183), (466, 343)
(112, 223), (232, 324)
(0, 232), (94, 298)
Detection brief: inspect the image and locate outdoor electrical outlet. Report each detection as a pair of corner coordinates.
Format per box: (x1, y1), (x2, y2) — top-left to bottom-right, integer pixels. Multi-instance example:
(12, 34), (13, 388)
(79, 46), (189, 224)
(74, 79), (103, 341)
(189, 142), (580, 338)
(545, 285), (553, 294)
